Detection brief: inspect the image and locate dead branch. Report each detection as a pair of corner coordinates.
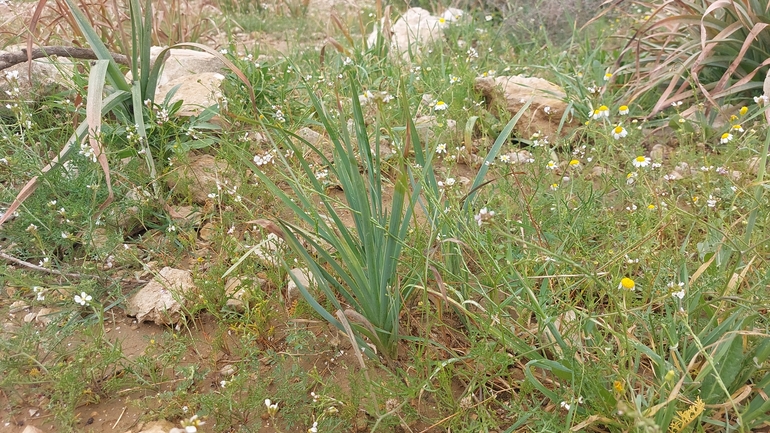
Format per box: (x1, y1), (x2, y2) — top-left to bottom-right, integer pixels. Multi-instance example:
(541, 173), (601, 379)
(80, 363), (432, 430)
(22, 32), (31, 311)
(0, 46), (130, 71)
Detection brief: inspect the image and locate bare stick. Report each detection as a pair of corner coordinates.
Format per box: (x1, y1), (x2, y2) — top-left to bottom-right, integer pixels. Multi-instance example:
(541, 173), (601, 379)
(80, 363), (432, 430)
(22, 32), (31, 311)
(0, 46), (130, 71)
(0, 249), (82, 278)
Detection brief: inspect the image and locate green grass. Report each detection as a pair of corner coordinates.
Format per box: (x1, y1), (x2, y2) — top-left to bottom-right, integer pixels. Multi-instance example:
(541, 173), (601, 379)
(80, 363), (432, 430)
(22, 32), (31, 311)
(1, 1), (769, 432)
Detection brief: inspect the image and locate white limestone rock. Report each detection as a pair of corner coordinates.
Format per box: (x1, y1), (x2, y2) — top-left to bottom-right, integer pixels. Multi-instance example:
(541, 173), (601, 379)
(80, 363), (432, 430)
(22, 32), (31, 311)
(475, 75), (577, 139)
(126, 267), (196, 326)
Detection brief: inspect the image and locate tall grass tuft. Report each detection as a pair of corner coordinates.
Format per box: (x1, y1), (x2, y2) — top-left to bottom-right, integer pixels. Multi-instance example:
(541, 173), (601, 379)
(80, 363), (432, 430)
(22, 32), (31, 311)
(243, 75), (424, 360)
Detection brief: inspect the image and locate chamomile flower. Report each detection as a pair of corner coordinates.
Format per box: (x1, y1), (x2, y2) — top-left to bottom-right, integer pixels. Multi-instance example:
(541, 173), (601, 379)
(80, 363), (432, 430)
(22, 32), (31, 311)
(731, 124), (744, 133)
(612, 125), (628, 139)
(568, 159), (580, 167)
(604, 72), (613, 81)
(434, 100), (448, 111)
(546, 160), (557, 170)
(618, 277), (636, 291)
(720, 132), (733, 144)
(618, 105), (629, 115)
(740, 106), (748, 116)
(592, 105), (610, 120)
(632, 155), (650, 168)
(435, 143), (447, 154)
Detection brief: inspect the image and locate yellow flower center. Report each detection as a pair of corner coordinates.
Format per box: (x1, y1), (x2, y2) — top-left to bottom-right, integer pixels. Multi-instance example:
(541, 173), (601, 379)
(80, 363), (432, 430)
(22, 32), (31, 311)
(620, 277), (635, 290)
(569, 159), (579, 166)
(614, 126), (624, 134)
(635, 156), (646, 163)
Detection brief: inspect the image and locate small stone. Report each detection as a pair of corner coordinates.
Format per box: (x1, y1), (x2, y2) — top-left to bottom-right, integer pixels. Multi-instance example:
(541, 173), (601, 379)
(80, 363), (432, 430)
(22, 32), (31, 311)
(126, 267), (197, 326)
(167, 154), (236, 205)
(9, 300), (29, 313)
(224, 277), (253, 311)
(135, 420), (177, 433)
(23, 312), (37, 323)
(22, 425), (44, 433)
(589, 166), (609, 178)
(286, 268), (315, 304)
(253, 233), (286, 268)
(505, 149), (533, 164)
(198, 222), (216, 241)
(220, 364), (237, 377)
(35, 308), (60, 326)
(474, 75), (577, 138)
(649, 144), (669, 162)
(747, 156), (767, 175)
(355, 415), (369, 432)
(296, 127), (323, 146)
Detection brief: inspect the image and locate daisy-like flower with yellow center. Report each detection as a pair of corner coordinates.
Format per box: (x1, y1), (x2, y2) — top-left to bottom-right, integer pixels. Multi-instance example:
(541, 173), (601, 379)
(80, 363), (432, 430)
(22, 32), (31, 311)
(434, 100), (448, 111)
(740, 106), (748, 116)
(618, 105), (629, 115)
(568, 159), (580, 167)
(618, 277), (636, 291)
(592, 105), (610, 120)
(732, 124), (744, 133)
(604, 72), (613, 81)
(612, 125), (628, 139)
(546, 160), (557, 170)
(632, 155), (650, 168)
(720, 132), (733, 144)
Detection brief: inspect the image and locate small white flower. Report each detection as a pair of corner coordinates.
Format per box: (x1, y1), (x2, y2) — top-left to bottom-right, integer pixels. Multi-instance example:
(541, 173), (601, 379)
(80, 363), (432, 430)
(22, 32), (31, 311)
(612, 125), (628, 140)
(436, 143), (447, 154)
(560, 401), (571, 410)
(434, 100), (448, 111)
(474, 207), (495, 227)
(308, 421), (318, 433)
(265, 399), (279, 416)
(74, 292), (92, 306)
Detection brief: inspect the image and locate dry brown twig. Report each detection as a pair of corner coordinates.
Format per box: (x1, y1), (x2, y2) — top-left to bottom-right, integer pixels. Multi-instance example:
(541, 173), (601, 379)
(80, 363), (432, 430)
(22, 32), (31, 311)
(0, 45), (129, 71)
